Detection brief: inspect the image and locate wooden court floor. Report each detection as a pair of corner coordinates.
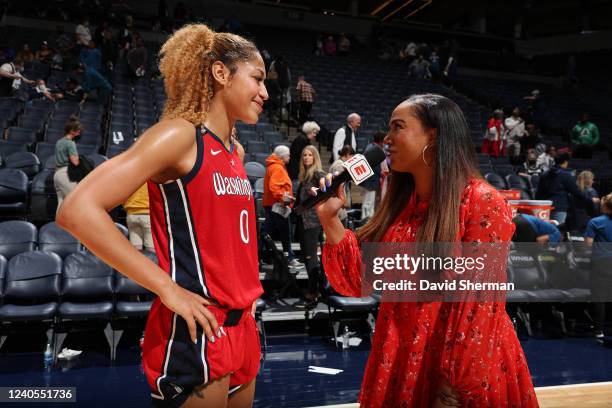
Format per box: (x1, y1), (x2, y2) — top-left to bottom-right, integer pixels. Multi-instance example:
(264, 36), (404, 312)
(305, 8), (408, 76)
(535, 381), (612, 407)
(310, 381), (612, 407)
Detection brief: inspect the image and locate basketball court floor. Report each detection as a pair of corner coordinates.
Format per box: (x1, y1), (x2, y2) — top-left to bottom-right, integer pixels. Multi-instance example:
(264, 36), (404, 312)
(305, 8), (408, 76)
(1, 313), (611, 407)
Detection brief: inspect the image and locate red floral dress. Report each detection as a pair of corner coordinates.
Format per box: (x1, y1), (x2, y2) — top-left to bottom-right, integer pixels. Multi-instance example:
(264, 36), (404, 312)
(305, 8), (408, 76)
(323, 178), (538, 407)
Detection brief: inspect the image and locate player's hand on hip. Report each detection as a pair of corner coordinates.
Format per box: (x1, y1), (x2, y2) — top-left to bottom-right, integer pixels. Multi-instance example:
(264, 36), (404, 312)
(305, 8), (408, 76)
(160, 282), (220, 344)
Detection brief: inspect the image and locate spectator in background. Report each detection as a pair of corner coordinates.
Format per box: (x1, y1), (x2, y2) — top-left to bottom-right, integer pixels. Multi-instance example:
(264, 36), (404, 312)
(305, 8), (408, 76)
(118, 16), (135, 52)
(79, 61), (112, 105)
(262, 145), (301, 268)
(289, 121), (319, 180)
(512, 214), (561, 243)
(63, 78), (86, 103)
(481, 109), (505, 158)
(569, 170), (599, 233)
(571, 113), (600, 159)
(0, 58), (33, 97)
(523, 123), (542, 152)
(504, 107), (525, 160)
(261, 49), (272, 70)
(94, 21), (110, 47)
(337, 33), (351, 56)
(80, 41), (102, 72)
(516, 148), (543, 179)
(585, 193), (612, 345)
(429, 48), (440, 79)
(314, 35), (324, 56)
(31, 79), (63, 102)
(75, 17), (92, 47)
(536, 145), (556, 172)
(54, 25), (74, 55)
(265, 61), (281, 122)
(360, 131), (385, 220)
(296, 75), (315, 125)
(100, 28), (118, 74)
(127, 38), (148, 79)
(332, 113), (360, 161)
(35, 41), (53, 64)
(443, 52), (458, 87)
(536, 152), (600, 224)
(400, 41), (417, 63)
(295, 146), (326, 307)
(409, 54), (430, 79)
(16, 44), (34, 63)
(123, 184), (154, 253)
(268, 55), (291, 115)
(523, 89), (541, 123)
(54, 118), (83, 212)
(324, 36), (336, 56)
(329, 145), (355, 226)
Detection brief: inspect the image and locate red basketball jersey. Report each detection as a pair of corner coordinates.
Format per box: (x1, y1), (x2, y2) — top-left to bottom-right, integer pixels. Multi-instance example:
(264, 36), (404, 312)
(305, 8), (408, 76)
(147, 127), (263, 309)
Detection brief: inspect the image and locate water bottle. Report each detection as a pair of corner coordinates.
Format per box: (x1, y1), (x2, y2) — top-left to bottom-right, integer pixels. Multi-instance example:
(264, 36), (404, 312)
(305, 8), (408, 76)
(342, 326), (350, 350)
(43, 342), (53, 369)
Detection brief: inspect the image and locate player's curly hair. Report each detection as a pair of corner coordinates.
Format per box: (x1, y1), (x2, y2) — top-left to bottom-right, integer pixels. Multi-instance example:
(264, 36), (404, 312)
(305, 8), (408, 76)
(159, 24), (259, 125)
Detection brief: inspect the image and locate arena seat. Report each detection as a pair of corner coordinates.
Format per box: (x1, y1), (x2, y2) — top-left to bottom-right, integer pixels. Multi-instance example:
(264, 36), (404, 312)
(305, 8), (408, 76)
(113, 270), (154, 319)
(246, 140), (269, 154)
(262, 131), (284, 145)
(34, 142), (56, 165)
(6, 127), (36, 145)
(0, 251), (62, 353)
(111, 254), (155, 361)
(39, 222), (81, 258)
(485, 172), (507, 189)
(0, 255), (7, 299)
(3, 152), (41, 179)
(244, 161), (266, 184)
(18, 116), (46, 134)
(506, 174), (531, 198)
(254, 178), (264, 198)
(256, 122), (274, 135)
(55, 251), (115, 360)
(255, 298), (267, 352)
(105, 145), (127, 158)
(0, 170), (29, 216)
(325, 294), (378, 348)
(30, 169), (57, 222)
(87, 154), (107, 168)
(44, 127), (65, 143)
(252, 153), (269, 165)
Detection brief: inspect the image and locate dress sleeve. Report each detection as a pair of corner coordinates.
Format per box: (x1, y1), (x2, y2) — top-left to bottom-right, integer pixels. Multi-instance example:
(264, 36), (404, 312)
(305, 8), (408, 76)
(441, 184), (519, 402)
(322, 229), (364, 297)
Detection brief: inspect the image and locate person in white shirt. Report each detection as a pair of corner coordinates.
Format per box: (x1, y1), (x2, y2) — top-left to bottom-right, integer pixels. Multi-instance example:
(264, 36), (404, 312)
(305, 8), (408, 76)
(0, 58), (34, 97)
(75, 17), (92, 46)
(536, 145), (557, 172)
(332, 113), (361, 161)
(504, 107), (526, 159)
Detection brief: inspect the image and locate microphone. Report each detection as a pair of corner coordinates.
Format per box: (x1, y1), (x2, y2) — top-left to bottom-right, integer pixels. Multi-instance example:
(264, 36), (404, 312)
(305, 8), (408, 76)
(294, 147), (387, 215)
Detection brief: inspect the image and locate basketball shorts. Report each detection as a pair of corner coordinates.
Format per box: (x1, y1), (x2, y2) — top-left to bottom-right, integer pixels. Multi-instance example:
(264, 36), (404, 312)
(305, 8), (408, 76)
(142, 301), (261, 407)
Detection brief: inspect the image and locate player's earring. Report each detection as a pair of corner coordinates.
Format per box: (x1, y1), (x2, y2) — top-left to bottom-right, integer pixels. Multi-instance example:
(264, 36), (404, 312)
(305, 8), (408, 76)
(421, 144), (433, 167)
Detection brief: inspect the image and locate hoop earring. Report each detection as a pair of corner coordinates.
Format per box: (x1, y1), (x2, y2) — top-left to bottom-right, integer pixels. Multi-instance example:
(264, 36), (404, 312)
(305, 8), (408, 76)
(421, 144), (433, 167)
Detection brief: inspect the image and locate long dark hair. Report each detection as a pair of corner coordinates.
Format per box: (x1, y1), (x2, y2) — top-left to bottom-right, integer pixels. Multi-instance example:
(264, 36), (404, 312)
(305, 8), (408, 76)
(357, 94), (481, 243)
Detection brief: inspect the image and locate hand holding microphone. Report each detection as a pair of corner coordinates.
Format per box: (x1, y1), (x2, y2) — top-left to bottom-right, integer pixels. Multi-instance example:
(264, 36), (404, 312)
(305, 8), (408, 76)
(295, 147), (387, 218)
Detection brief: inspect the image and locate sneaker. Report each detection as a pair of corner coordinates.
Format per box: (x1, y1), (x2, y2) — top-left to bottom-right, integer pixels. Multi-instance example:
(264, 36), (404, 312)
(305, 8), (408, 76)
(595, 330), (604, 339)
(57, 348), (82, 360)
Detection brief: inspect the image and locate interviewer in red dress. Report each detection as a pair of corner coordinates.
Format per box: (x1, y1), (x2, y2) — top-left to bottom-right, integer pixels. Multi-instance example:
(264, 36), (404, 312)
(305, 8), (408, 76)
(316, 94), (538, 407)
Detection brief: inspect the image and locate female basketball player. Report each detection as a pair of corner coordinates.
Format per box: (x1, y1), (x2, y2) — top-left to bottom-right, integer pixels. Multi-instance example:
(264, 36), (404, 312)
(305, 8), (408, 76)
(57, 24), (268, 407)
